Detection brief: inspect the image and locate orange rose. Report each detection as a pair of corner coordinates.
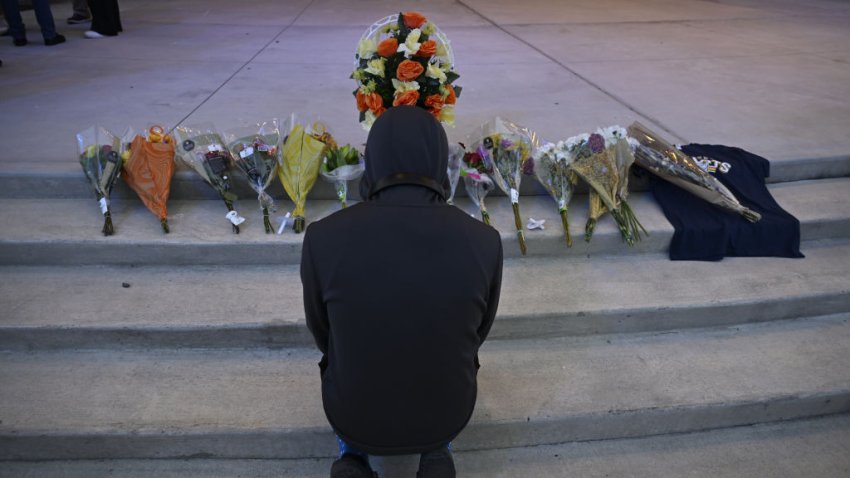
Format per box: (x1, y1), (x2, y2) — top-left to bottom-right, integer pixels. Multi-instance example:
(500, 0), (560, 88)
(416, 40), (437, 57)
(364, 92), (384, 114)
(402, 11), (427, 29)
(424, 94), (444, 117)
(356, 90), (368, 112)
(396, 60), (424, 82)
(393, 90), (420, 107)
(444, 84), (457, 105)
(377, 38), (398, 58)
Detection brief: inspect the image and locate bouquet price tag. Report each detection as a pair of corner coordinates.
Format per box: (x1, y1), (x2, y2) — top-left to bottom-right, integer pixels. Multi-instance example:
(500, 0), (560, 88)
(99, 197), (109, 215)
(208, 144), (224, 152)
(239, 146), (254, 159)
(510, 188), (519, 204)
(225, 210), (246, 226)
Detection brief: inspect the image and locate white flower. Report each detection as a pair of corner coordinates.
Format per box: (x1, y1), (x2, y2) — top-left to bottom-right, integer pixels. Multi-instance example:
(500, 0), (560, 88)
(391, 78), (420, 93)
(426, 62), (447, 83)
(565, 133), (590, 151)
(362, 110), (377, 131)
(397, 28), (422, 57)
(357, 38), (377, 59)
(364, 58), (386, 77)
(597, 125), (627, 147)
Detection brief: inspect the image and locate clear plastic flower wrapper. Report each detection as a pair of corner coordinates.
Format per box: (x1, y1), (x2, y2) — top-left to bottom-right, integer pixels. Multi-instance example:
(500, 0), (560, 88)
(173, 123), (242, 234)
(533, 140), (578, 247)
(320, 144), (364, 209)
(279, 118), (333, 233)
(76, 125), (123, 236)
(121, 125), (176, 233)
(224, 120), (281, 233)
(460, 147), (495, 225)
(567, 129), (645, 246)
(469, 117), (539, 255)
(627, 121), (761, 223)
(446, 143), (464, 205)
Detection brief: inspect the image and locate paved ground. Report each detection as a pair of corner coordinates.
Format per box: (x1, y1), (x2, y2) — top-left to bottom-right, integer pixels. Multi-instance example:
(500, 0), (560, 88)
(1, 0), (849, 175)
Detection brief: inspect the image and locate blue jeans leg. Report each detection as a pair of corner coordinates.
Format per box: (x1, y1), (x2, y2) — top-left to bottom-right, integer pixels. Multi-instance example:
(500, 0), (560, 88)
(336, 435), (370, 463)
(31, 0), (57, 39)
(0, 0), (26, 40)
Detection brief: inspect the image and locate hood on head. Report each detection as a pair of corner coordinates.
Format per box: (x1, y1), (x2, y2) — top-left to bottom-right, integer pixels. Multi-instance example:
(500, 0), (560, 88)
(359, 106), (449, 201)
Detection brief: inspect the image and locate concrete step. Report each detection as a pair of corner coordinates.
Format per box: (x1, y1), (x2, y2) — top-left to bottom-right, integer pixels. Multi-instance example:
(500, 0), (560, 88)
(2, 415), (848, 477)
(1, 314), (848, 460)
(2, 154), (848, 200)
(2, 240), (848, 351)
(1, 177), (847, 266)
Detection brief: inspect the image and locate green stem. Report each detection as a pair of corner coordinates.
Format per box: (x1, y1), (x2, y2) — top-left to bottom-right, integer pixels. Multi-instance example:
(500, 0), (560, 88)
(225, 199), (240, 234)
(161, 218), (170, 234)
(559, 208), (572, 248)
(263, 207), (272, 234)
(585, 218), (597, 242)
(102, 210), (114, 236)
(481, 209), (491, 226)
(293, 216), (306, 234)
(511, 202), (527, 256)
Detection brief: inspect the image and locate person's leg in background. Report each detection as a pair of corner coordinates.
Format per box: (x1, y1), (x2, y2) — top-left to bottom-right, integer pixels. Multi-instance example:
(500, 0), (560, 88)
(85, 0), (120, 37)
(0, 0), (27, 45)
(67, 0), (90, 24)
(30, 0), (63, 44)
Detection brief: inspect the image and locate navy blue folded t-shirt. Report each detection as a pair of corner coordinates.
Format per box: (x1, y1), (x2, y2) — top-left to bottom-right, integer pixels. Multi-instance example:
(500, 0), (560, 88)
(651, 144), (804, 261)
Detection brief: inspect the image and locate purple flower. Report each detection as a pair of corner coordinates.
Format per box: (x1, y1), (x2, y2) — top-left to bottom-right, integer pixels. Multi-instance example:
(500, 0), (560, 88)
(588, 133), (605, 154)
(522, 157), (535, 176)
(500, 139), (513, 149)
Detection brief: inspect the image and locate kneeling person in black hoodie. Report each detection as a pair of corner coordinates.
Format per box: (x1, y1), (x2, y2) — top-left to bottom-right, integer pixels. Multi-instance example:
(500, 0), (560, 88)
(301, 106), (503, 478)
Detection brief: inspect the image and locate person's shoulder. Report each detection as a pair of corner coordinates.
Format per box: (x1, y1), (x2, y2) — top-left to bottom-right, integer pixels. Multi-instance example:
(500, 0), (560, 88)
(444, 205), (502, 244)
(304, 202), (369, 238)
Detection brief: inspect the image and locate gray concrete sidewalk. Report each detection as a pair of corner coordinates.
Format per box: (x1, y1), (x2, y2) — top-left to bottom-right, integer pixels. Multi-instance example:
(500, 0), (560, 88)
(1, 0), (848, 173)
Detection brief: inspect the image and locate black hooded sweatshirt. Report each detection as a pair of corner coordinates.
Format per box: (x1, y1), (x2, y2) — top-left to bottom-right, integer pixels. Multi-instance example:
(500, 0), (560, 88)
(301, 106), (503, 455)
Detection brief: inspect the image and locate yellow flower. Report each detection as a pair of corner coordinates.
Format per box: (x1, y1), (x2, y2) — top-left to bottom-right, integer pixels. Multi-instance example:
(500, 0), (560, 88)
(391, 78), (420, 93)
(359, 79), (377, 95)
(422, 22), (436, 35)
(397, 28), (421, 57)
(352, 69), (364, 81)
(364, 58), (386, 77)
(436, 41), (449, 58)
(440, 105), (455, 125)
(357, 38), (377, 58)
(426, 62), (447, 83)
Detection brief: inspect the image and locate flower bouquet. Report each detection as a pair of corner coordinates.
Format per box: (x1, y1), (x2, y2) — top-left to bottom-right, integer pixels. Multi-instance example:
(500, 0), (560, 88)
(279, 119), (333, 233)
(320, 144), (364, 209)
(76, 125), (123, 236)
(173, 123), (243, 233)
(567, 130), (645, 245)
(446, 143), (464, 205)
(121, 125), (176, 233)
(627, 121), (761, 222)
(224, 120), (281, 233)
(352, 11), (461, 130)
(533, 140), (578, 247)
(469, 118), (539, 255)
(460, 147), (495, 225)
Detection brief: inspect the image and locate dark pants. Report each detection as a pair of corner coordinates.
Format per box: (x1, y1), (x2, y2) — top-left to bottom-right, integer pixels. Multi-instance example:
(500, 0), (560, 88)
(0, 0), (57, 40)
(86, 0), (121, 36)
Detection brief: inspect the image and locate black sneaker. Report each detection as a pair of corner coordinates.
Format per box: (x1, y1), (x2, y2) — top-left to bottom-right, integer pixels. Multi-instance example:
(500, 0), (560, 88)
(330, 454), (378, 478)
(67, 14), (91, 24)
(44, 34), (66, 46)
(417, 447), (456, 478)
(13, 37), (27, 46)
